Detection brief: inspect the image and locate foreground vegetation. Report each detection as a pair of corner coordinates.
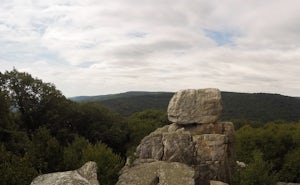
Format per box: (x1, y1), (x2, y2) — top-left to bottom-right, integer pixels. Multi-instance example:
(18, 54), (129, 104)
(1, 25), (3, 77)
(233, 122), (300, 184)
(0, 69), (299, 185)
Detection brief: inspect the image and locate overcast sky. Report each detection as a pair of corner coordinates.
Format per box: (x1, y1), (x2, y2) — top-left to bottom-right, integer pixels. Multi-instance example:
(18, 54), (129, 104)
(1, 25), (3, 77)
(1, 0), (300, 97)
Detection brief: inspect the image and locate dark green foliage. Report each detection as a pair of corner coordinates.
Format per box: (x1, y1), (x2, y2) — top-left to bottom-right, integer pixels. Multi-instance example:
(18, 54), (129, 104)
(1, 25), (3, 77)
(63, 136), (89, 170)
(99, 93), (173, 116)
(0, 143), (38, 185)
(221, 92), (300, 122)
(2, 69), (300, 185)
(232, 151), (278, 185)
(126, 109), (170, 156)
(62, 136), (123, 185)
(28, 127), (63, 173)
(0, 69), (126, 184)
(0, 69), (66, 131)
(73, 91), (300, 122)
(279, 148), (300, 182)
(70, 103), (129, 154)
(235, 122), (300, 183)
(82, 142), (123, 185)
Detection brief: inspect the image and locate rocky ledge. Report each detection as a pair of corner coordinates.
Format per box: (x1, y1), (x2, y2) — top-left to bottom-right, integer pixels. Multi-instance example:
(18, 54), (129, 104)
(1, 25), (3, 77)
(31, 161), (100, 185)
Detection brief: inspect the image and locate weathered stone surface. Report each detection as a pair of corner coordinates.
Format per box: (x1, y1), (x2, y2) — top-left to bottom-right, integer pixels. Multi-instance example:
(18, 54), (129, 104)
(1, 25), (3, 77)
(162, 132), (194, 164)
(277, 183), (300, 185)
(31, 161), (100, 185)
(119, 88), (235, 185)
(168, 88), (222, 124)
(134, 122), (235, 185)
(210, 181), (229, 185)
(193, 134), (227, 162)
(116, 161), (195, 185)
(136, 133), (163, 160)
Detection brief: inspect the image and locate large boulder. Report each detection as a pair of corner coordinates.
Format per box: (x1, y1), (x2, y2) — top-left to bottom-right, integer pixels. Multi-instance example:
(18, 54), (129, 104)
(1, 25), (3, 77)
(134, 122), (235, 185)
(31, 161), (100, 185)
(116, 161), (195, 185)
(168, 88), (222, 125)
(117, 88), (235, 185)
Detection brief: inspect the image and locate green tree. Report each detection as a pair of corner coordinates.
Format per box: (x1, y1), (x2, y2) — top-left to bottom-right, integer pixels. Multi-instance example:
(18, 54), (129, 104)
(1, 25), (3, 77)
(62, 136), (124, 185)
(279, 148), (300, 182)
(0, 143), (38, 185)
(0, 69), (66, 131)
(232, 151), (278, 185)
(126, 109), (169, 156)
(28, 127), (63, 173)
(63, 135), (89, 170)
(82, 142), (123, 185)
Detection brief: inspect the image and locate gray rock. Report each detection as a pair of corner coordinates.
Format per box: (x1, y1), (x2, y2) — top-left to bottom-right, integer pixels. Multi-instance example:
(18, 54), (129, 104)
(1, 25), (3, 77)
(119, 88), (235, 185)
(116, 161), (195, 185)
(210, 181), (228, 185)
(31, 161), (100, 185)
(162, 131), (194, 164)
(134, 122), (235, 185)
(168, 88), (222, 124)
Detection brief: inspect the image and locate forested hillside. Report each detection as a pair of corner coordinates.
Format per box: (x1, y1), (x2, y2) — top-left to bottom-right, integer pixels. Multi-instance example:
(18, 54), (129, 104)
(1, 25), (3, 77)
(0, 70), (128, 185)
(1, 69), (300, 185)
(71, 91), (300, 123)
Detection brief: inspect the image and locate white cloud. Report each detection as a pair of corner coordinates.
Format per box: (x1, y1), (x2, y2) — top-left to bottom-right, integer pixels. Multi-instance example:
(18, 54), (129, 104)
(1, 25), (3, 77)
(0, 0), (300, 97)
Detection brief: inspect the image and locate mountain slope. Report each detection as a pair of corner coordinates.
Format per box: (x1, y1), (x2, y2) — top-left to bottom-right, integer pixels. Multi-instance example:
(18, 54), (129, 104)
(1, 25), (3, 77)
(71, 91), (300, 122)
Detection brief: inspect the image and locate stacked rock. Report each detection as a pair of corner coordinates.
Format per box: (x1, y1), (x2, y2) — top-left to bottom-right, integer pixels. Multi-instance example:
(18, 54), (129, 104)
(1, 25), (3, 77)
(117, 88), (236, 185)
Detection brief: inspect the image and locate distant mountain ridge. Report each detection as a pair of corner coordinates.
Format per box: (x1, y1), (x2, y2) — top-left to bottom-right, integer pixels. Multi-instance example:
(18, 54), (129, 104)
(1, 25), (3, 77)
(70, 91), (171, 102)
(70, 91), (300, 122)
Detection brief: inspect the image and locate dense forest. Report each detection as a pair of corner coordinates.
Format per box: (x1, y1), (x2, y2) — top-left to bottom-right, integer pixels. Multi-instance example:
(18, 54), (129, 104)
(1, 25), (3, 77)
(71, 90), (300, 123)
(1, 69), (300, 185)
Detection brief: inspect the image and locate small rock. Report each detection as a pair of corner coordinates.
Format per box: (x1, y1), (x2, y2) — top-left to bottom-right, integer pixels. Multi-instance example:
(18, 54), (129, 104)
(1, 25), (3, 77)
(31, 161), (100, 185)
(168, 88), (222, 124)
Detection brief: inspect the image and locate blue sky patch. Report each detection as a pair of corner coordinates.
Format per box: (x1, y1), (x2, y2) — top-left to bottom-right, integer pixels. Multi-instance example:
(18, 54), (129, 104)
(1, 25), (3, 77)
(127, 32), (147, 38)
(204, 29), (236, 46)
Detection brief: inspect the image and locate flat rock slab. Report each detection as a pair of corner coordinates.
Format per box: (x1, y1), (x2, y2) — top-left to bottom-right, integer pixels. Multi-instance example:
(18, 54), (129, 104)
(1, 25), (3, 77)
(116, 161), (195, 185)
(31, 161), (99, 185)
(168, 88), (222, 125)
(210, 181), (229, 185)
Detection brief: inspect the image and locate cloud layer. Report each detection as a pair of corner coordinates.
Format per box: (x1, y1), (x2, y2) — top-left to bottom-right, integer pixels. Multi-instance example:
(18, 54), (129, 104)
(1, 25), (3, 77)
(1, 0), (300, 97)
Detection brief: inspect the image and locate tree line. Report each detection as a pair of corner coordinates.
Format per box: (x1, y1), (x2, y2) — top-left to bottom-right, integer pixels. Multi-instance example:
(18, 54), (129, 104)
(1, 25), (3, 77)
(1, 69), (299, 185)
(0, 69), (168, 185)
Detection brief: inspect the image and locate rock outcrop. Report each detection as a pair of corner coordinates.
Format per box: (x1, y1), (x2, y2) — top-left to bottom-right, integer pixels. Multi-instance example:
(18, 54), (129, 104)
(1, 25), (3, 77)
(117, 88), (236, 185)
(168, 88), (222, 124)
(116, 161), (195, 185)
(210, 181), (229, 185)
(31, 161), (100, 185)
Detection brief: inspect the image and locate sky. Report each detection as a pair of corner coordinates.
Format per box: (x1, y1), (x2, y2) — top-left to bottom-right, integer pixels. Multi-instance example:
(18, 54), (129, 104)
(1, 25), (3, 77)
(0, 0), (300, 97)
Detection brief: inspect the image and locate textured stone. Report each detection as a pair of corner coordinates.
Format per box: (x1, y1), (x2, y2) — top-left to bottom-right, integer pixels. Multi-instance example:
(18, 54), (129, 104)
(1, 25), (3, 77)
(193, 134), (227, 162)
(210, 181), (228, 185)
(162, 132), (194, 164)
(167, 88), (222, 124)
(119, 88), (235, 185)
(31, 161), (99, 185)
(116, 161), (195, 185)
(276, 183), (300, 185)
(133, 122), (235, 185)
